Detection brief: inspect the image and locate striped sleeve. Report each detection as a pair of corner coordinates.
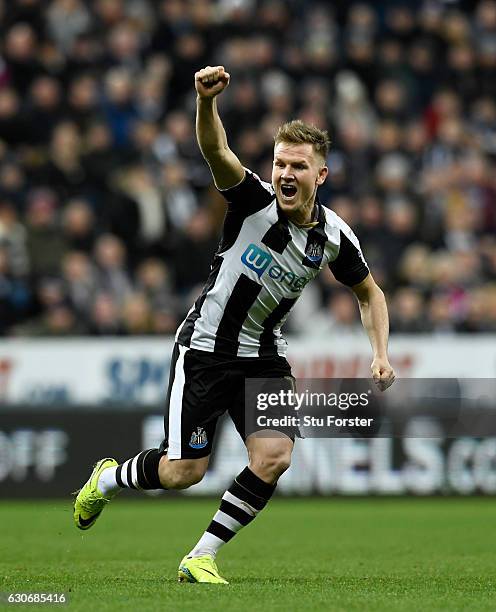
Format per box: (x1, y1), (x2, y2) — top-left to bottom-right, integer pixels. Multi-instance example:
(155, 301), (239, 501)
(217, 168), (275, 215)
(329, 227), (369, 287)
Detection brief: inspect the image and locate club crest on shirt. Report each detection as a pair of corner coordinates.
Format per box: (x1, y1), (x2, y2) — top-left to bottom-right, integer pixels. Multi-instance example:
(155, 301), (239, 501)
(189, 427), (208, 449)
(305, 241), (323, 262)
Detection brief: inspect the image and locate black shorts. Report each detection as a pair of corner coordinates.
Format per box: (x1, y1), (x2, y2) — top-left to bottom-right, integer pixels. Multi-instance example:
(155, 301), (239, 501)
(159, 343), (295, 459)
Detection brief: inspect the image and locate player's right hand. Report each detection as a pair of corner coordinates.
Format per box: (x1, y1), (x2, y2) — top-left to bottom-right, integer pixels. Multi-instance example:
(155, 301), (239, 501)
(195, 66), (230, 98)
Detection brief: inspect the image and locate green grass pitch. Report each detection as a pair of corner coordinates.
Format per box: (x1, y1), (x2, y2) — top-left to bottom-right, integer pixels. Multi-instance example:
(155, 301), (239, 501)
(1, 498), (495, 611)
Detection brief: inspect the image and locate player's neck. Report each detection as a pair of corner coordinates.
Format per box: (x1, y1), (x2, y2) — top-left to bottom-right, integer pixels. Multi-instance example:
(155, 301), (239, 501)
(286, 197), (317, 226)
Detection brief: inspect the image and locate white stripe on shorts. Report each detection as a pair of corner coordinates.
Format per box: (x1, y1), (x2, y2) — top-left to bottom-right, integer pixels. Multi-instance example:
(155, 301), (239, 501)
(167, 345), (188, 459)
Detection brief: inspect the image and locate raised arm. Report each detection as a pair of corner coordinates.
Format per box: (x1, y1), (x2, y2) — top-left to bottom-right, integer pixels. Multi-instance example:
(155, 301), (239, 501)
(195, 66), (245, 190)
(351, 273), (396, 391)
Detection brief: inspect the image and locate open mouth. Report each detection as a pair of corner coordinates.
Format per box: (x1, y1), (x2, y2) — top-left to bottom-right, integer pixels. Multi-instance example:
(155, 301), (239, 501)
(280, 184), (297, 200)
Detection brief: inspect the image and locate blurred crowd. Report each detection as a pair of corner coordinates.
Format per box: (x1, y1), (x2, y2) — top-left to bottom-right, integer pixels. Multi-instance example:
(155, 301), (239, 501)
(0, 0), (495, 337)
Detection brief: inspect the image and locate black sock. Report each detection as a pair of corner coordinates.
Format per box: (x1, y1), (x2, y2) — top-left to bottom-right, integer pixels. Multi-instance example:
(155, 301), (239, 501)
(115, 449), (164, 490)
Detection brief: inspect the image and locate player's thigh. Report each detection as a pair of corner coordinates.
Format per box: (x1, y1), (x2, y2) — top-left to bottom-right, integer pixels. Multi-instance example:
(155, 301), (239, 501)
(161, 344), (232, 460)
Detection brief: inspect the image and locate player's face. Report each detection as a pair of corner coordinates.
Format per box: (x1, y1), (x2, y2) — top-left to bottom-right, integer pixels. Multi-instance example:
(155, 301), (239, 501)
(272, 142), (328, 221)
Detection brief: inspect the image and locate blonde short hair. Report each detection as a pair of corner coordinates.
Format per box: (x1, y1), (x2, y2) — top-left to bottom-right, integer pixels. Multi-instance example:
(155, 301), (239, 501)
(274, 119), (331, 161)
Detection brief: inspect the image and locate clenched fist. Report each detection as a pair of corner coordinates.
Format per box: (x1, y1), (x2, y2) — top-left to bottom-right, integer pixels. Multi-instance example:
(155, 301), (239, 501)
(195, 65), (230, 98)
(371, 357), (396, 392)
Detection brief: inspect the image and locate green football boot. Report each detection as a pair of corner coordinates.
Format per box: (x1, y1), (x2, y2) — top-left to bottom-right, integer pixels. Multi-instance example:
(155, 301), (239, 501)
(178, 555), (229, 584)
(73, 458), (118, 530)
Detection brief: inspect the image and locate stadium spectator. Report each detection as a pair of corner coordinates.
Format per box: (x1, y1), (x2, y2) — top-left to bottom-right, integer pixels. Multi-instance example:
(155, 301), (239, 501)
(390, 287), (429, 333)
(25, 188), (66, 280)
(0, 199), (29, 277)
(62, 198), (98, 254)
(0, 246), (30, 333)
(93, 233), (133, 305)
(135, 258), (177, 316)
(61, 250), (97, 320)
(4, 22), (43, 96)
(303, 290), (364, 336)
(121, 291), (153, 335)
(88, 290), (124, 336)
(46, 0), (92, 54)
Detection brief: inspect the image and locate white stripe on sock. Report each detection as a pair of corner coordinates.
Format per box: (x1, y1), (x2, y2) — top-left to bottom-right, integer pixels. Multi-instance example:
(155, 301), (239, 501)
(213, 510), (243, 533)
(121, 459), (131, 487)
(131, 455), (141, 489)
(223, 490), (258, 518)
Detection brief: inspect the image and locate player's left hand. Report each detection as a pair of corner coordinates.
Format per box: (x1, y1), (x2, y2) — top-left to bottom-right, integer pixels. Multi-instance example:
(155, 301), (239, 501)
(371, 358), (395, 392)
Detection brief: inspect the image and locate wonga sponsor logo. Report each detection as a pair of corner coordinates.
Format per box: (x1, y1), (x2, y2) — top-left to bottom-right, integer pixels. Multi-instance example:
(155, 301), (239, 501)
(241, 243), (273, 278)
(241, 243), (311, 292)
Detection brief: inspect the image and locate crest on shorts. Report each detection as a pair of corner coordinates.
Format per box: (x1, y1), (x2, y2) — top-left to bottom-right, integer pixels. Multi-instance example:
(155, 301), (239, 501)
(189, 427), (208, 449)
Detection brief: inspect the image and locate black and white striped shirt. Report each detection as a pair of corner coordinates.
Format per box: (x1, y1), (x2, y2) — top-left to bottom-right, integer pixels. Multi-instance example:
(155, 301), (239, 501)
(176, 169), (369, 358)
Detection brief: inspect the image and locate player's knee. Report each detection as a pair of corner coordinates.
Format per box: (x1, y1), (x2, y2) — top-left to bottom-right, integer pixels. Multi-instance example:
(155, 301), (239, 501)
(250, 449), (292, 480)
(271, 451), (292, 477)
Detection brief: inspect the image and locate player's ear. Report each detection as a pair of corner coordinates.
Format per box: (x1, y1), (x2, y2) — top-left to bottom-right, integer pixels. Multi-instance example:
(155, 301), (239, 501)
(316, 165), (328, 185)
